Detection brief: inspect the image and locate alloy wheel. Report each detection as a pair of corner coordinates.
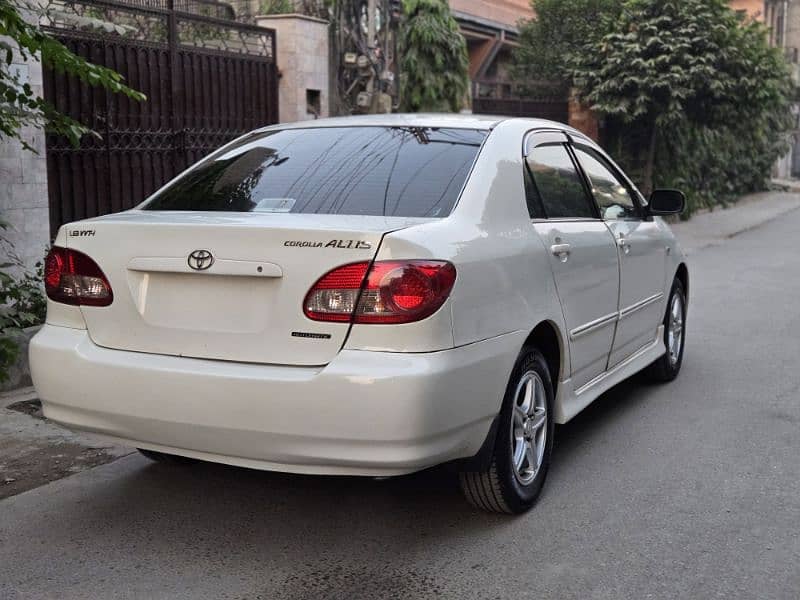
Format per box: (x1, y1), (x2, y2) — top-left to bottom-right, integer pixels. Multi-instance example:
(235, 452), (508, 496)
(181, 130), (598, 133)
(667, 293), (684, 366)
(510, 370), (548, 485)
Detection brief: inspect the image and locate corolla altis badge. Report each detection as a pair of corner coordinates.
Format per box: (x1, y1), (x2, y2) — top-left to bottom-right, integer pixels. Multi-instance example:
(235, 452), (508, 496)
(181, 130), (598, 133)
(283, 239), (372, 249)
(188, 249), (214, 271)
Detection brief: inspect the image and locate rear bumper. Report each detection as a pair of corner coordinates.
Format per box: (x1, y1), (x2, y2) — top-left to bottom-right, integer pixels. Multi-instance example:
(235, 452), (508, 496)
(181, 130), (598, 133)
(30, 325), (524, 476)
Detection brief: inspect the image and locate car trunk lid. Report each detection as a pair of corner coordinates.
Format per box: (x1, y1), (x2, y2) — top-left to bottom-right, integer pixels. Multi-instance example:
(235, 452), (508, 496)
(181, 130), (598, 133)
(66, 211), (427, 365)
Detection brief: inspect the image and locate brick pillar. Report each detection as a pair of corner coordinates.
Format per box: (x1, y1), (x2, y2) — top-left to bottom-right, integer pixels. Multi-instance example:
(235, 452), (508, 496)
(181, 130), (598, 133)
(255, 14), (330, 124)
(568, 90), (600, 142)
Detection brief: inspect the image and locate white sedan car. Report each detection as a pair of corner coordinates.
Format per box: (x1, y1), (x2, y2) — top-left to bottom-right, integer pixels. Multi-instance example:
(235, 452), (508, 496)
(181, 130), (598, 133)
(31, 114), (688, 514)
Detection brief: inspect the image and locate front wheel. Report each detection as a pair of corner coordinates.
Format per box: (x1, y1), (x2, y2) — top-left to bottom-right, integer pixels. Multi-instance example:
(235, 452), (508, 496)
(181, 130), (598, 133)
(645, 279), (687, 382)
(459, 348), (555, 514)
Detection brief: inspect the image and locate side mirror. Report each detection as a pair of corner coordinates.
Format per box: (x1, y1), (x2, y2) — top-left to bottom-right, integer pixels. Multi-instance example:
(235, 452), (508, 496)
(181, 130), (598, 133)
(649, 189), (686, 216)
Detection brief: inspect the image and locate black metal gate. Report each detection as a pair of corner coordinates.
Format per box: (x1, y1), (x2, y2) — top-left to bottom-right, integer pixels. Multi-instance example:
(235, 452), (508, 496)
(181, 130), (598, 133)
(472, 80), (569, 123)
(42, 0), (279, 236)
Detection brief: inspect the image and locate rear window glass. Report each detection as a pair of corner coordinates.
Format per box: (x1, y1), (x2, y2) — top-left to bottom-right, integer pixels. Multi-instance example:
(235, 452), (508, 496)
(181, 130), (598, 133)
(141, 126), (487, 218)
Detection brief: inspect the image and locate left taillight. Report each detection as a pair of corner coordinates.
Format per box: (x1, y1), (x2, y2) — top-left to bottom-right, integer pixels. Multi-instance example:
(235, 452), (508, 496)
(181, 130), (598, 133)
(44, 246), (113, 307)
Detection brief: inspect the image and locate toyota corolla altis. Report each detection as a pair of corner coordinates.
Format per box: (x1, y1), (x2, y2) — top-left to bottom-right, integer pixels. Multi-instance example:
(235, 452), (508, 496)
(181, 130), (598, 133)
(30, 114), (688, 513)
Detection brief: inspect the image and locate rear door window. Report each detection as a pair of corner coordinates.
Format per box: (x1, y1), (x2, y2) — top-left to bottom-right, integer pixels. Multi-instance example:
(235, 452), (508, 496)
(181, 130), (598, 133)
(525, 144), (596, 219)
(141, 127), (488, 218)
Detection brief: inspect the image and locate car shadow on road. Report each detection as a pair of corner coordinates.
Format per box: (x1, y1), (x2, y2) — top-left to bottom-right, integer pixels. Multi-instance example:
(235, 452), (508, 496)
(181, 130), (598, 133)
(55, 376), (657, 529)
(63, 375), (655, 528)
(55, 450), (513, 597)
(550, 375), (657, 474)
(4, 376), (665, 599)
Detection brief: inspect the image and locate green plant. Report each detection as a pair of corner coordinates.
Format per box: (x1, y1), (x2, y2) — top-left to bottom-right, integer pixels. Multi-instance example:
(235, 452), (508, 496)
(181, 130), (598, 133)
(0, 222), (47, 383)
(260, 0), (295, 14)
(1, 0), (145, 150)
(568, 0), (794, 209)
(514, 0), (794, 214)
(513, 0), (621, 82)
(399, 0), (469, 112)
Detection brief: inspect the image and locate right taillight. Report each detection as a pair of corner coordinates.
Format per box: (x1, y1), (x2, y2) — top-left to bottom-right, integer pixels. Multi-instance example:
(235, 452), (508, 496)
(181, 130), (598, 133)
(44, 246), (113, 307)
(304, 260), (456, 324)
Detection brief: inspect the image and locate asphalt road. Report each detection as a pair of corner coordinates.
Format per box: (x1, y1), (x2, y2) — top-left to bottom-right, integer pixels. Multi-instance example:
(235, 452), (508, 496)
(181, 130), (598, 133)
(2, 209), (800, 600)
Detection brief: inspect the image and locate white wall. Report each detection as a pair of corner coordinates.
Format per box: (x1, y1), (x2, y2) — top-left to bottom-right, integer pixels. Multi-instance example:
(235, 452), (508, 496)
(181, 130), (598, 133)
(0, 13), (51, 274)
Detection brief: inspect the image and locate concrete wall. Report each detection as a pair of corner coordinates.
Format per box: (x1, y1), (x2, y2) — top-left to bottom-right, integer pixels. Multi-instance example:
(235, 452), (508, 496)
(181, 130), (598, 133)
(764, 0), (800, 178)
(0, 12), (51, 274)
(256, 14), (330, 124)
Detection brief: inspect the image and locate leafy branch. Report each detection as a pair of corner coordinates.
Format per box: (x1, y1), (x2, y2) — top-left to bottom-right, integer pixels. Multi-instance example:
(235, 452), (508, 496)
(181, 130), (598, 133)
(0, 0), (146, 151)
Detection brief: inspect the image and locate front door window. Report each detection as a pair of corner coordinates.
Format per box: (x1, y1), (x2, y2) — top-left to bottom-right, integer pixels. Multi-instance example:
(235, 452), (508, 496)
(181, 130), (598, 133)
(572, 147), (639, 221)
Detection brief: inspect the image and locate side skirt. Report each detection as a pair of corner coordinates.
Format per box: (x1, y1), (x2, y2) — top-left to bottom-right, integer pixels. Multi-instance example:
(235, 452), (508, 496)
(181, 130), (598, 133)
(554, 325), (666, 424)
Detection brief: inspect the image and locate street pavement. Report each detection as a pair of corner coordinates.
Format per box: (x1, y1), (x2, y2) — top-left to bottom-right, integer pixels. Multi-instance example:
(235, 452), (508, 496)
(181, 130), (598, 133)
(2, 204), (800, 599)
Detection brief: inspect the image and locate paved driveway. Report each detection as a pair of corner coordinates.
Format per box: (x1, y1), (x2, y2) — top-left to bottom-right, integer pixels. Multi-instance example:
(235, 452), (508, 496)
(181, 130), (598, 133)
(2, 207), (799, 599)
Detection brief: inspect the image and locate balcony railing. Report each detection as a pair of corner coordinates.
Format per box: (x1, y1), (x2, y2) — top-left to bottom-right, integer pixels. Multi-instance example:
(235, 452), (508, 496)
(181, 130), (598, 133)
(471, 79), (569, 122)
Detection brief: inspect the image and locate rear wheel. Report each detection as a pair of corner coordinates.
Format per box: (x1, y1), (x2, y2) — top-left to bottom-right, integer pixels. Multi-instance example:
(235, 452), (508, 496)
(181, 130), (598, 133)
(459, 348), (555, 514)
(137, 448), (196, 464)
(645, 279), (686, 382)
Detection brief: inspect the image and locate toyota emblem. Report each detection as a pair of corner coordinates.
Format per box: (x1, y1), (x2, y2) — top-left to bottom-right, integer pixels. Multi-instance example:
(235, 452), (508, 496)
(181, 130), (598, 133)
(188, 249), (214, 271)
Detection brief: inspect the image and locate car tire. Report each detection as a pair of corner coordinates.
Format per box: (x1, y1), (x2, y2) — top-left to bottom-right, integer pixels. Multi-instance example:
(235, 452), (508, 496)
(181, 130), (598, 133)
(137, 448), (196, 464)
(459, 348), (555, 514)
(644, 278), (687, 382)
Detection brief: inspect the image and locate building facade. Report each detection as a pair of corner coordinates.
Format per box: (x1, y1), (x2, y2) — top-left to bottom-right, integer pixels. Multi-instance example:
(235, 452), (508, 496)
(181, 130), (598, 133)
(450, 0), (572, 130)
(764, 0), (800, 178)
(450, 0), (532, 82)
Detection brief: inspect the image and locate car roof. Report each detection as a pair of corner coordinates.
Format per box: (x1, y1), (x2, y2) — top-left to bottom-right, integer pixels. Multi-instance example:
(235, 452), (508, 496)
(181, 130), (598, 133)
(257, 113), (579, 133)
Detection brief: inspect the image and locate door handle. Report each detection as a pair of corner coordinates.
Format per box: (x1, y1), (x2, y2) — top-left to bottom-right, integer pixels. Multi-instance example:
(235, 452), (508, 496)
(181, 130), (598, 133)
(550, 243), (571, 261)
(617, 235), (631, 254)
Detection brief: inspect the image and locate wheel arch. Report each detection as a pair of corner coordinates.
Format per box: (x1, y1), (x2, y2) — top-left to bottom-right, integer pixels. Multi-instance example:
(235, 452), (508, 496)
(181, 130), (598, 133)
(455, 319), (566, 473)
(522, 320), (564, 397)
(675, 263), (689, 303)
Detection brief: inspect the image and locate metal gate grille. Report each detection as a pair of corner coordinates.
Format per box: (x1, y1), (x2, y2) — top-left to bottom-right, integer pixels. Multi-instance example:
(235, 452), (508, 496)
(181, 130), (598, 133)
(471, 80), (569, 123)
(42, 0), (278, 236)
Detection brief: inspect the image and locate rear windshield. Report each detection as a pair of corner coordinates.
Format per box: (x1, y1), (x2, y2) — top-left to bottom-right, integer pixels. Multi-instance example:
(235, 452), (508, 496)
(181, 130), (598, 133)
(141, 126), (488, 218)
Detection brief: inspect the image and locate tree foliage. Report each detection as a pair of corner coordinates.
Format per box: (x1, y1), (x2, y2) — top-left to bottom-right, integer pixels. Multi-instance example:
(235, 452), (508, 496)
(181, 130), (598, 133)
(513, 0), (621, 82)
(515, 0), (794, 214)
(0, 0), (145, 150)
(570, 0), (794, 205)
(259, 0), (295, 15)
(399, 0), (469, 112)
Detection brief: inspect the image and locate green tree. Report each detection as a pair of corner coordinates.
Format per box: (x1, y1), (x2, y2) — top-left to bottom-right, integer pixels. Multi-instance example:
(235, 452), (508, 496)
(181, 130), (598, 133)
(399, 0), (469, 112)
(570, 0), (793, 199)
(259, 0), (294, 14)
(1, 0), (145, 150)
(513, 0), (620, 82)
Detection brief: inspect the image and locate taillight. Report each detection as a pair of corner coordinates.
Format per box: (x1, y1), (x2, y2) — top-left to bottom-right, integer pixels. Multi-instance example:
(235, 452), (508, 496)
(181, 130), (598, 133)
(304, 260), (456, 324)
(44, 246), (113, 307)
